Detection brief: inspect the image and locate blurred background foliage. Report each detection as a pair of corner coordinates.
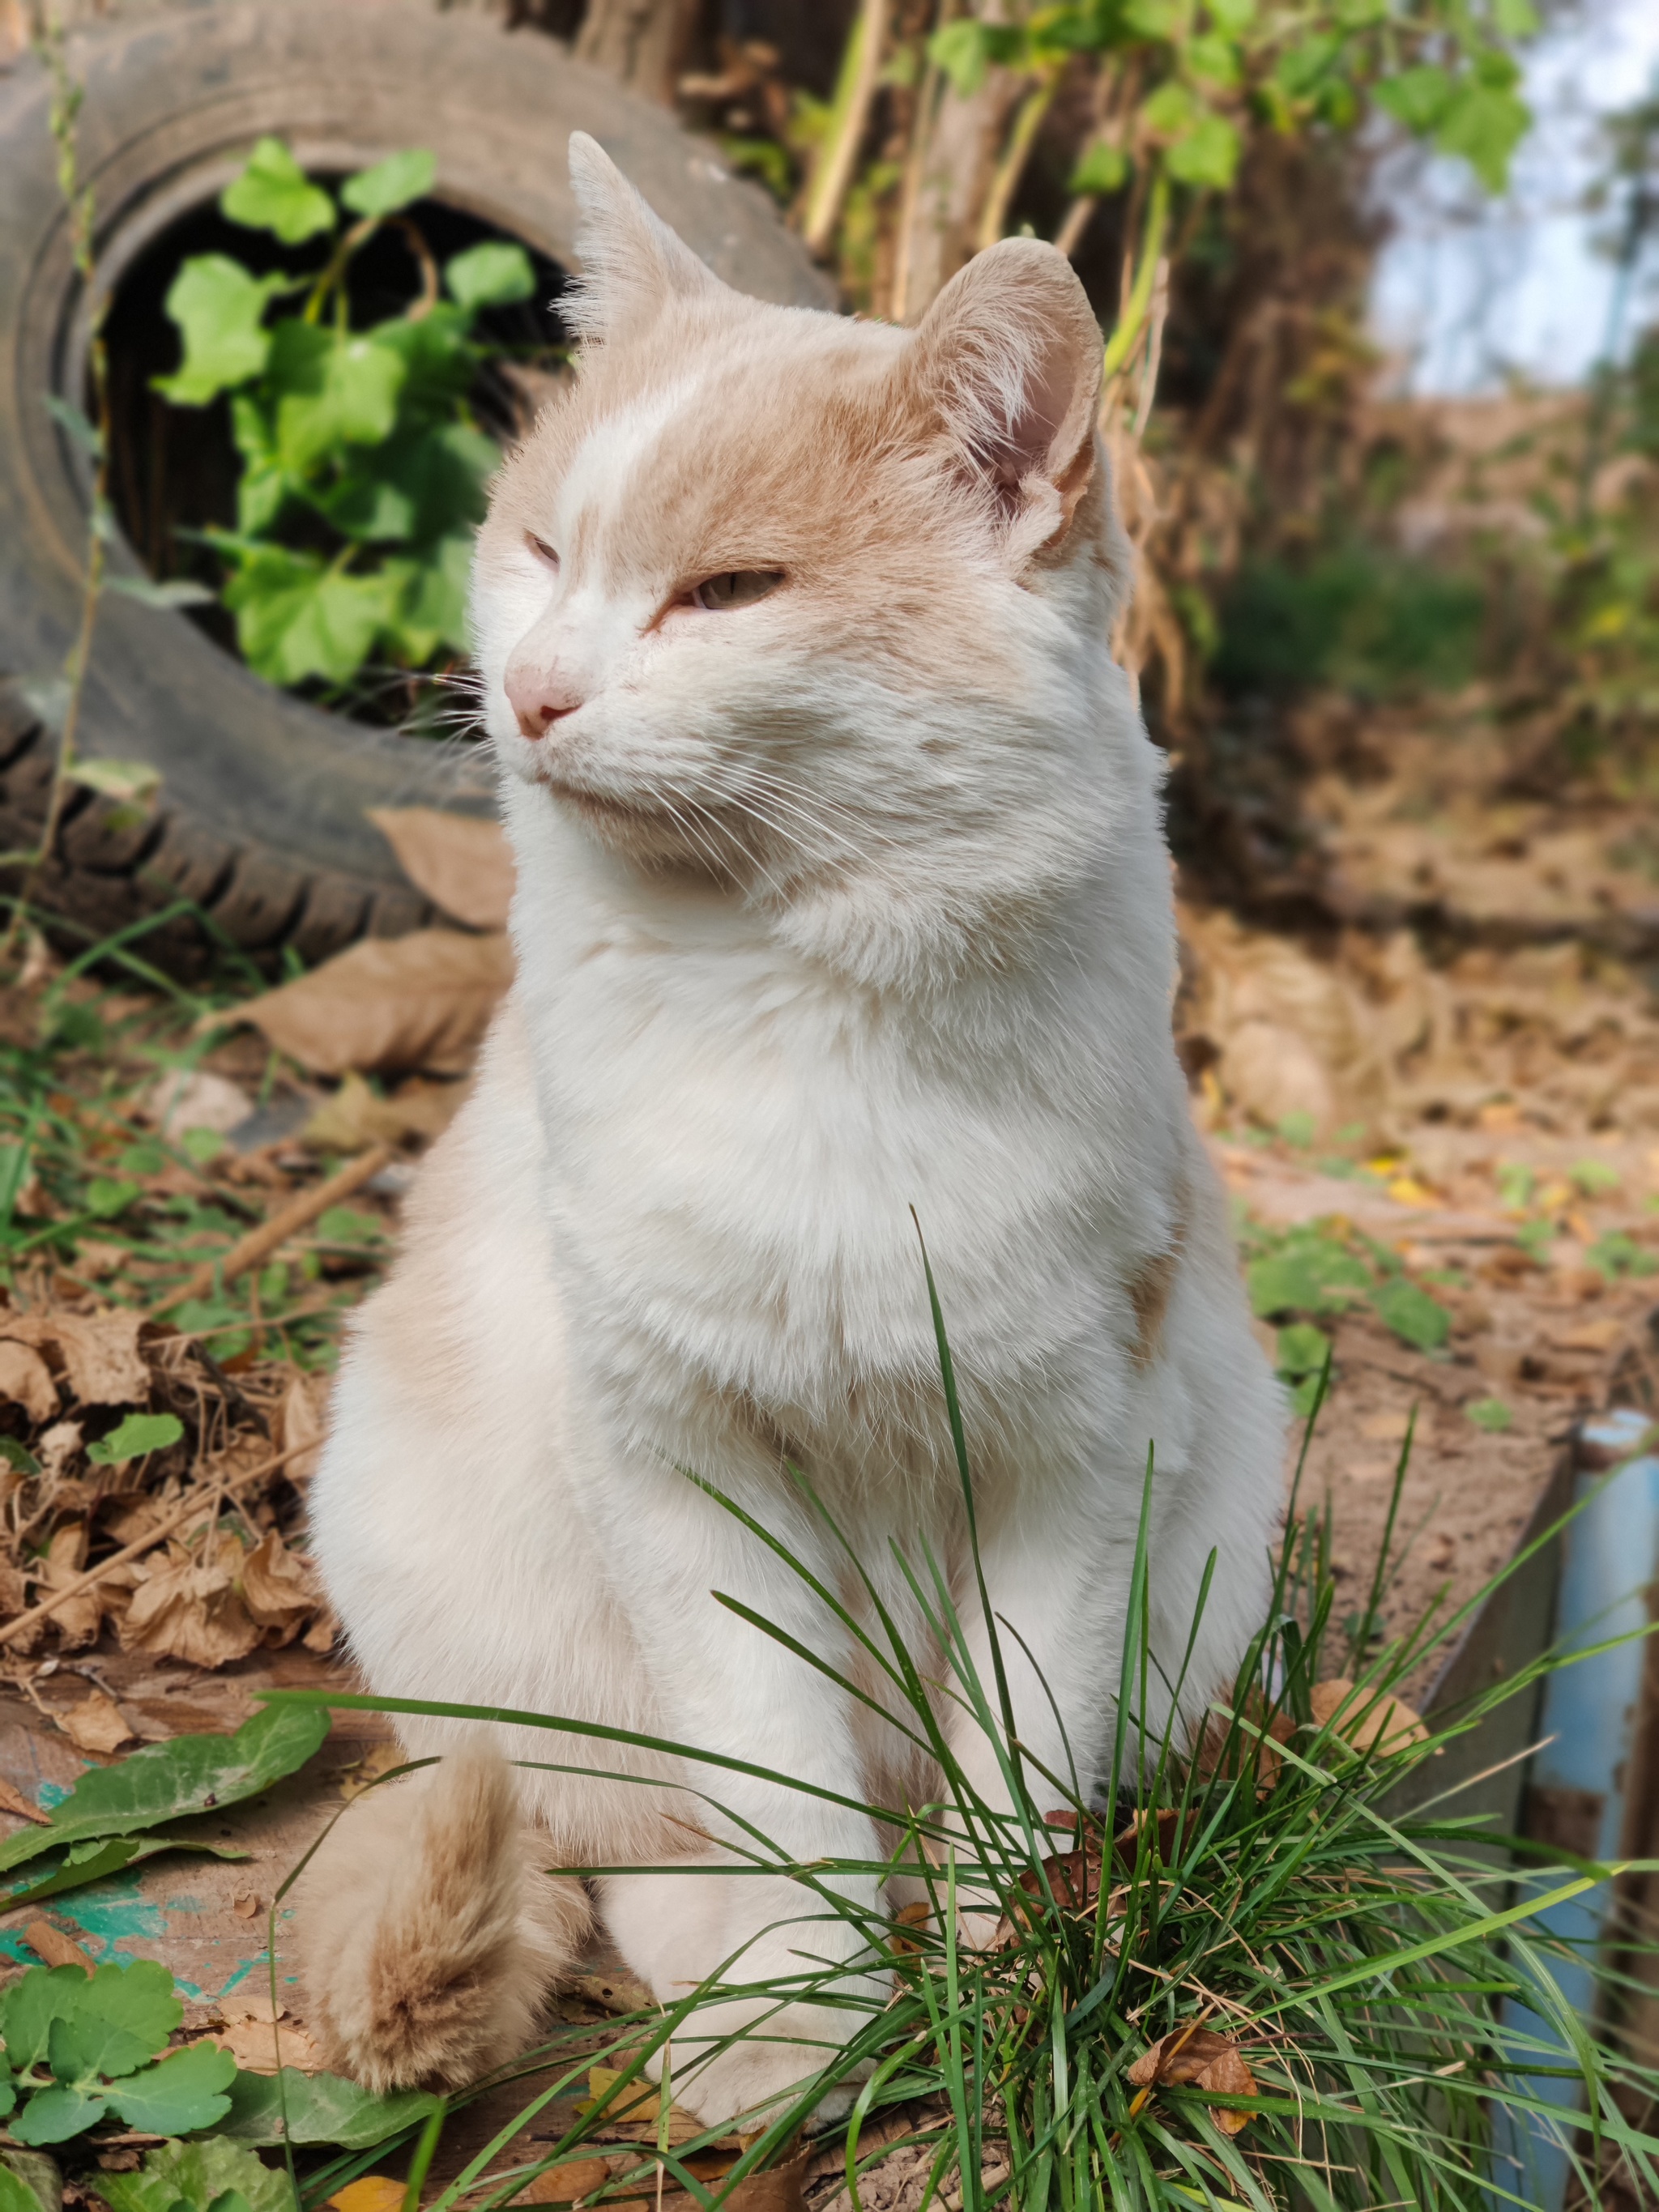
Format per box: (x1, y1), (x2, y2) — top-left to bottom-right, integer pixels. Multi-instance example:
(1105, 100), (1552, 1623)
(547, 0), (1657, 914)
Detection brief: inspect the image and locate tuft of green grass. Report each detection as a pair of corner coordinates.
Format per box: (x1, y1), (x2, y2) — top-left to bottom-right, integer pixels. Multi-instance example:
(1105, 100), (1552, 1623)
(271, 1307), (1659, 2211)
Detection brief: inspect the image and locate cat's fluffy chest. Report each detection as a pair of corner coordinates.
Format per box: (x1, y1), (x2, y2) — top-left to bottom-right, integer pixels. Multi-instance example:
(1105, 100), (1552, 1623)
(504, 793), (1183, 1446)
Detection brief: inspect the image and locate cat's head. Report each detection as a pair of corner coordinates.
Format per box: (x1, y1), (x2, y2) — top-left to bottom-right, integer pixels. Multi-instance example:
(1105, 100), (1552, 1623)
(474, 134), (1141, 986)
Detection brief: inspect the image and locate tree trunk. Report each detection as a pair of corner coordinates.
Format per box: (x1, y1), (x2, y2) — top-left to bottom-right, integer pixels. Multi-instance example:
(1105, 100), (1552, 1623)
(574, 0), (702, 106)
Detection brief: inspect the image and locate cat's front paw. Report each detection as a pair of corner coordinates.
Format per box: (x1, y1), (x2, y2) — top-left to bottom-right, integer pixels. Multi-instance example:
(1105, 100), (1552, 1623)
(663, 2004), (866, 2131)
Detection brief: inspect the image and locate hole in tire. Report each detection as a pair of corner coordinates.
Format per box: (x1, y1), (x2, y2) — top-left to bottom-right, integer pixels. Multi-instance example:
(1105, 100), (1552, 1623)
(100, 185), (569, 733)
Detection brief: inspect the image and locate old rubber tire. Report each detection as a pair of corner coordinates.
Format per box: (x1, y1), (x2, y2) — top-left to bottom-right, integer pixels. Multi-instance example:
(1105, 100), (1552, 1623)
(0, 0), (833, 974)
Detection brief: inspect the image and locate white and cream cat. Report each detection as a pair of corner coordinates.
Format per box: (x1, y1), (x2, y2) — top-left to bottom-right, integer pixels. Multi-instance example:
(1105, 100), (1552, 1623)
(297, 133), (1285, 2127)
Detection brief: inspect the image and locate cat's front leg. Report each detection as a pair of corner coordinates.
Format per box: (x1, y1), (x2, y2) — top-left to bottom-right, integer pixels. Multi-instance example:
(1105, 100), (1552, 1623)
(578, 1449), (887, 2127)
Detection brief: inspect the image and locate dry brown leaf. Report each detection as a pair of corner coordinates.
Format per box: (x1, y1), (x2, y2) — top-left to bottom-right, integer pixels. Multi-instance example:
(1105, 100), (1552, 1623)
(214, 2009), (325, 2074)
(0, 1558), (28, 1620)
(516, 2160), (612, 2205)
(240, 1528), (318, 1643)
(301, 1604), (337, 1655)
(37, 1419), (82, 1481)
(1555, 1317), (1624, 1353)
(1127, 2026), (1256, 2133)
(302, 1070), (468, 1154)
(54, 1688), (133, 1754)
(582, 2065), (719, 2150)
(0, 1775), (49, 1825)
(278, 1371), (330, 1484)
(369, 807), (515, 931)
(0, 1308), (151, 1408)
(147, 1068), (254, 1140)
(117, 1533), (261, 1669)
(237, 930), (514, 1077)
(26, 1920), (93, 1972)
(1309, 1677), (1427, 1755)
(0, 1340), (56, 1423)
(44, 1521), (101, 1647)
(326, 2182), (404, 2212)
(339, 1741), (408, 1804)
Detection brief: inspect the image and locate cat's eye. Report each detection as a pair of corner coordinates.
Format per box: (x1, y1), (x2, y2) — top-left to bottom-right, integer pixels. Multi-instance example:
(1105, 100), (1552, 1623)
(690, 569), (784, 612)
(526, 533), (560, 570)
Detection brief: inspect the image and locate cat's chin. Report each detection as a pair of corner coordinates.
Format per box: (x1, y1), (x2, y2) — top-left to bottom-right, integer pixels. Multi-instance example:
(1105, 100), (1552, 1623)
(542, 773), (746, 880)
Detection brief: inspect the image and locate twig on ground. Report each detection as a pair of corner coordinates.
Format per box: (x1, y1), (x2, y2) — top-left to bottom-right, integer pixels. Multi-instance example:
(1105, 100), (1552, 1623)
(152, 1143), (393, 1319)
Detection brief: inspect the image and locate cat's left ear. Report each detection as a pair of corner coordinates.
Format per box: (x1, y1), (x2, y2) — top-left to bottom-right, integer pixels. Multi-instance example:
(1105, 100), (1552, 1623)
(905, 238), (1102, 565)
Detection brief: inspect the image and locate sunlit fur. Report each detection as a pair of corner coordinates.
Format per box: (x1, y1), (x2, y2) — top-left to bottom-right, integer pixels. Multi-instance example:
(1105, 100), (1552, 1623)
(301, 134), (1286, 2124)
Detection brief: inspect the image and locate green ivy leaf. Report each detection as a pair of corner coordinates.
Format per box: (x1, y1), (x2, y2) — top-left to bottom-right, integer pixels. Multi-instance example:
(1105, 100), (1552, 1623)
(1273, 32), (1341, 97)
(1142, 80), (1200, 135)
(1123, 0), (1185, 36)
(1467, 1397), (1513, 1432)
(1164, 110), (1240, 186)
(1434, 81), (1529, 193)
(154, 258), (290, 407)
(1275, 1322), (1331, 1379)
(0, 1703), (331, 1877)
(0, 1438), (41, 1477)
(87, 1412), (184, 1468)
(444, 241), (535, 313)
(104, 2042), (237, 2135)
(221, 138), (336, 245)
(392, 531), (475, 663)
(223, 552), (404, 687)
(46, 2005), (157, 2092)
(213, 2065), (440, 2149)
(93, 2135), (296, 2212)
(270, 326), (407, 471)
(1371, 1276), (1452, 1353)
(1206, 0), (1254, 28)
(1184, 32), (1239, 87)
(926, 19), (1025, 92)
(1375, 63), (1452, 134)
(1071, 142), (1130, 194)
(340, 147), (437, 219)
(11, 2085), (106, 2146)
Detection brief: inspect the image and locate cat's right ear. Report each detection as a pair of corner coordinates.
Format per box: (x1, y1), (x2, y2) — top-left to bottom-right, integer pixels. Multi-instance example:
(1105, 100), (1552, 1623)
(903, 237), (1103, 568)
(564, 132), (723, 345)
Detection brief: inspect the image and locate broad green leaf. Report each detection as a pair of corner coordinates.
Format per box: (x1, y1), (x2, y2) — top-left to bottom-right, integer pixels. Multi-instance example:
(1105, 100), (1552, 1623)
(1183, 32), (1239, 87)
(1371, 1275), (1451, 1352)
(0, 2163), (44, 2212)
(1435, 80), (1529, 193)
(341, 147), (437, 219)
(1493, 0), (1538, 32)
(1164, 110), (1239, 187)
(155, 258), (289, 407)
(5, 1835), (245, 1912)
(222, 138), (335, 245)
(366, 305), (478, 418)
(928, 19), (996, 94)
(0, 1703), (331, 1876)
(87, 1412), (184, 1467)
(444, 241), (535, 313)
(1071, 142), (1129, 194)
(0, 2077), (15, 2125)
(1375, 63), (1452, 134)
(47, 2007), (156, 2091)
(105, 2042), (236, 2135)
(230, 395), (289, 535)
(102, 576), (215, 610)
(1123, 0), (1184, 36)
(94, 2135), (296, 2212)
(392, 531), (475, 663)
(1275, 1322), (1330, 1379)
(0, 1438), (41, 1477)
(315, 472), (416, 543)
(11, 2085), (105, 2146)
(85, 1178), (140, 1218)
(1141, 80), (1200, 136)
(1468, 1396), (1513, 1432)
(270, 326), (407, 471)
(1273, 32), (1341, 97)
(4, 1966), (100, 2072)
(224, 556), (404, 688)
(212, 2065), (440, 2149)
(1205, 0), (1253, 28)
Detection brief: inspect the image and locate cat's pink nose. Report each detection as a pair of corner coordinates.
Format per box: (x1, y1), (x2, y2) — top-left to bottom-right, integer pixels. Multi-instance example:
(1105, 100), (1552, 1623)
(504, 662), (583, 740)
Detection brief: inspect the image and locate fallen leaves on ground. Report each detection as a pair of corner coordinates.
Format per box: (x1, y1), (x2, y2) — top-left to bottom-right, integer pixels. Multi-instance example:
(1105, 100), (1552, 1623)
(1127, 2027), (1257, 2135)
(213, 1995), (326, 2075)
(53, 1686), (133, 1754)
(369, 805), (515, 931)
(1309, 1677), (1427, 1756)
(233, 929), (514, 1077)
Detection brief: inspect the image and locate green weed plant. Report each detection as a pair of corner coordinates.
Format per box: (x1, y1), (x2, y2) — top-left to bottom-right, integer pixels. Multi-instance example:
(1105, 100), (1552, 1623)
(154, 140), (540, 697)
(262, 1259), (1659, 2211)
